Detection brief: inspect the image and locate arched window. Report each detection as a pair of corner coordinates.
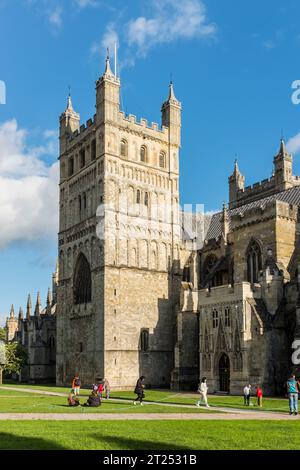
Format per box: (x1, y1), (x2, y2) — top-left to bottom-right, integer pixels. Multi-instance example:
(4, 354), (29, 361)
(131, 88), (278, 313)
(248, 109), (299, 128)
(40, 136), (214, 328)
(68, 157), (74, 177)
(80, 149), (85, 168)
(144, 192), (149, 206)
(73, 253), (92, 305)
(183, 266), (191, 282)
(120, 139), (128, 157)
(159, 151), (166, 168)
(212, 309), (219, 328)
(91, 139), (96, 161)
(136, 189), (141, 204)
(140, 330), (149, 352)
(246, 239), (262, 283)
(140, 146), (147, 163)
(61, 162), (66, 179)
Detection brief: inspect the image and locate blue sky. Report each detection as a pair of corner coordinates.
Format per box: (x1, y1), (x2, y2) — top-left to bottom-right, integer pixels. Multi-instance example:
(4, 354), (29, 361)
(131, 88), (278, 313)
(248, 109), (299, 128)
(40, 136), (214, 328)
(0, 0), (300, 325)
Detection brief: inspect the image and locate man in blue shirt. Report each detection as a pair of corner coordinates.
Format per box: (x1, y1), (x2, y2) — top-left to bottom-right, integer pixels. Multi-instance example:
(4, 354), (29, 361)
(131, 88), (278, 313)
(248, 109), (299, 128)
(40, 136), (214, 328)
(287, 374), (299, 416)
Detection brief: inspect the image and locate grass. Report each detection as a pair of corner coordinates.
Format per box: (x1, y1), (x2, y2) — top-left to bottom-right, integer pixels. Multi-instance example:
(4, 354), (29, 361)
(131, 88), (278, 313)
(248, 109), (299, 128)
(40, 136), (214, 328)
(0, 383), (291, 413)
(0, 395), (213, 414)
(0, 420), (300, 450)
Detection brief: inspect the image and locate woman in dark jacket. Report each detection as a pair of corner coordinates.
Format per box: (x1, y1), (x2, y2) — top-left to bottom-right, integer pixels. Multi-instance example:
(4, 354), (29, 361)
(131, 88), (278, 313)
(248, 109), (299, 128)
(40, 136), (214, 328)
(84, 391), (101, 407)
(133, 376), (145, 406)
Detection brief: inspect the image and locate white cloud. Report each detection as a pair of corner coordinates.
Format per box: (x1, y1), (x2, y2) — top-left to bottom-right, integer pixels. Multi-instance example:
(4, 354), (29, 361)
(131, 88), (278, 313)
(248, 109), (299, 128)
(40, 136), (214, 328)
(93, 0), (216, 68)
(0, 120), (59, 249)
(287, 132), (300, 155)
(75, 0), (96, 7)
(91, 22), (119, 59)
(125, 0), (216, 57)
(48, 5), (62, 28)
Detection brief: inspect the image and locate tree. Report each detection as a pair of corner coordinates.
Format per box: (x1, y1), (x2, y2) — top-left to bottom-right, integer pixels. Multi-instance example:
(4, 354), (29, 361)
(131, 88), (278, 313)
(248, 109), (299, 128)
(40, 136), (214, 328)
(3, 342), (27, 376)
(0, 328), (6, 342)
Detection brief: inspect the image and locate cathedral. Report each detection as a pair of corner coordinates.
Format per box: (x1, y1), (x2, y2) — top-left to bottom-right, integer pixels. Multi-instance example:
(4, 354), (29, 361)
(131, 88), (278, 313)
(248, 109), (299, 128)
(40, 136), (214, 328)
(5, 266), (58, 383)
(6, 56), (300, 394)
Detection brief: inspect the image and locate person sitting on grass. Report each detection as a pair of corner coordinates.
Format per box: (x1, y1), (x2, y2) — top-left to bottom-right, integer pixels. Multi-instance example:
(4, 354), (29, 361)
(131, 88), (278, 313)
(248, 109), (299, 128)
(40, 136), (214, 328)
(68, 392), (80, 407)
(83, 390), (101, 407)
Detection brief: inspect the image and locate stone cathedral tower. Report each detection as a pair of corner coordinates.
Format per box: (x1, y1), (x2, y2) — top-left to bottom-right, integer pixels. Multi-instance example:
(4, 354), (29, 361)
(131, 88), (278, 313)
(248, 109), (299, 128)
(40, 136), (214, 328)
(56, 56), (182, 389)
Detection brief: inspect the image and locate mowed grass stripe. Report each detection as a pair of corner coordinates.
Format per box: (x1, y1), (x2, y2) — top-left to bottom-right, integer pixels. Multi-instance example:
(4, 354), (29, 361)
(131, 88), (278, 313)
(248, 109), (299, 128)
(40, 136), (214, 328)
(0, 420), (299, 450)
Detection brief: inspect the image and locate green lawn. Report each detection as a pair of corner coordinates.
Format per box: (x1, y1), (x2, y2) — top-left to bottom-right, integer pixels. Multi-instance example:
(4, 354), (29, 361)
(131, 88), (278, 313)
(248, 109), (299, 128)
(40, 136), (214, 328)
(0, 420), (299, 450)
(0, 394), (214, 414)
(0, 384), (291, 414)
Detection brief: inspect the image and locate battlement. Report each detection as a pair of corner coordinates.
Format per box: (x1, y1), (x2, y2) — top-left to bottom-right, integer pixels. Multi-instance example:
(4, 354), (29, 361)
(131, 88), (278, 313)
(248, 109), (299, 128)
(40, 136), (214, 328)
(238, 176), (275, 198)
(68, 116), (96, 143)
(118, 111), (169, 137)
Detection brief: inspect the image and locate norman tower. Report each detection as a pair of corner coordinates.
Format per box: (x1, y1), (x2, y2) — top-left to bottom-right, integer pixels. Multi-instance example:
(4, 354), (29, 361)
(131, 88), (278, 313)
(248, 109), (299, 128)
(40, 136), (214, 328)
(56, 56), (182, 388)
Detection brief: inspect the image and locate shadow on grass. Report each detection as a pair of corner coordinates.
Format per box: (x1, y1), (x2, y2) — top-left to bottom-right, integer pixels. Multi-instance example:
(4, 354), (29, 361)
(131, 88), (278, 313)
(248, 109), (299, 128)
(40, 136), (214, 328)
(0, 433), (67, 450)
(92, 434), (193, 450)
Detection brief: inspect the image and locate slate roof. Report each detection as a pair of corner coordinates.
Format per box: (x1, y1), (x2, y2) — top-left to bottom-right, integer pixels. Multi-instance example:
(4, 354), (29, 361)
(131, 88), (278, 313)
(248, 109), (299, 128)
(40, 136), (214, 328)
(205, 185), (300, 242)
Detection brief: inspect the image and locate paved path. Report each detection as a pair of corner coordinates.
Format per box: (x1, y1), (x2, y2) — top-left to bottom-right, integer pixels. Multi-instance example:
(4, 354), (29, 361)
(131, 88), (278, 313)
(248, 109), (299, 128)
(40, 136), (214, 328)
(0, 386), (295, 421)
(0, 412), (296, 420)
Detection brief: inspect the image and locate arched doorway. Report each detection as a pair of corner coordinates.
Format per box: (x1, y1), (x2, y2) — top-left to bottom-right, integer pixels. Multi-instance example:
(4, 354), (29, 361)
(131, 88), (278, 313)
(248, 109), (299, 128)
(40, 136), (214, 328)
(219, 353), (230, 392)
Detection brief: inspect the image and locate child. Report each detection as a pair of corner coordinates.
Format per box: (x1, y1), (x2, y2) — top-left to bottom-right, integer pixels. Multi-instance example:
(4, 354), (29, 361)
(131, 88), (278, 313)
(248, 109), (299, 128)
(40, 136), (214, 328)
(256, 386), (263, 407)
(68, 392), (80, 407)
(98, 380), (104, 399)
(72, 376), (81, 395)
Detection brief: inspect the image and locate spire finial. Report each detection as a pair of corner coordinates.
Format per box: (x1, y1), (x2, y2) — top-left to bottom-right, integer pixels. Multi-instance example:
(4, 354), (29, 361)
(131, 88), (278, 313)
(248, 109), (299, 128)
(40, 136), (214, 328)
(46, 288), (52, 315)
(66, 86), (73, 111)
(168, 80), (176, 101)
(10, 304), (15, 319)
(26, 294), (32, 319)
(233, 158), (240, 175)
(34, 291), (41, 317)
(19, 307), (24, 321)
(104, 48), (114, 77)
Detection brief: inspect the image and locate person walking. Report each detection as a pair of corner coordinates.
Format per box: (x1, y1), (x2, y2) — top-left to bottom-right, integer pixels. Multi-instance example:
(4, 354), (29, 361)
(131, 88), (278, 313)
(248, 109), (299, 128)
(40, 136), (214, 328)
(104, 378), (111, 399)
(256, 385), (263, 407)
(243, 384), (251, 406)
(287, 374), (299, 416)
(196, 377), (210, 408)
(72, 376), (81, 396)
(133, 376), (145, 405)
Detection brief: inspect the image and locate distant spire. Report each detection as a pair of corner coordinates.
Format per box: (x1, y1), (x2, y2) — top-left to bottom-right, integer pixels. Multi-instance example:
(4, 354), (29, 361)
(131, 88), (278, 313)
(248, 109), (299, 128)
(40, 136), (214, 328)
(167, 80), (178, 102)
(26, 294), (32, 320)
(46, 288), (52, 315)
(18, 307), (24, 321)
(66, 92), (73, 111)
(104, 49), (114, 77)
(221, 202), (229, 240)
(279, 138), (286, 155)
(34, 291), (41, 317)
(10, 304), (15, 319)
(55, 258), (59, 275)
